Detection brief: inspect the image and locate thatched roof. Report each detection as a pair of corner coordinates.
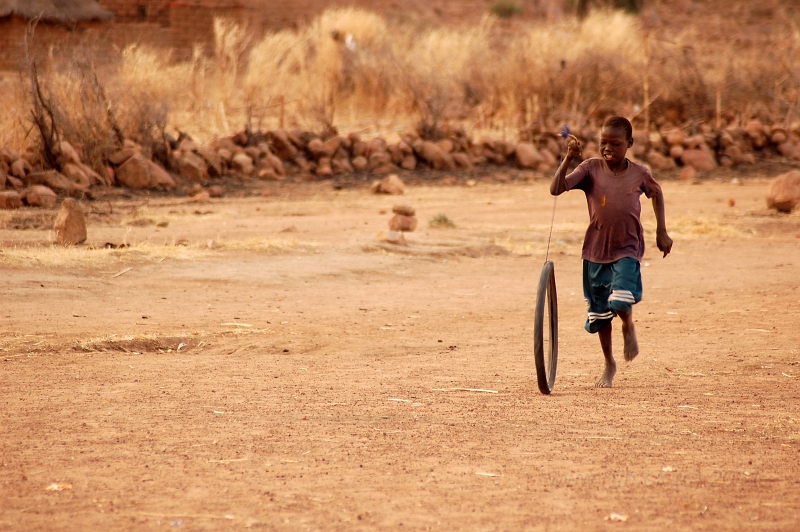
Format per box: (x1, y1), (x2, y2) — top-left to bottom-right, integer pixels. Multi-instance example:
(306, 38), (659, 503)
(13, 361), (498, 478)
(0, 0), (113, 24)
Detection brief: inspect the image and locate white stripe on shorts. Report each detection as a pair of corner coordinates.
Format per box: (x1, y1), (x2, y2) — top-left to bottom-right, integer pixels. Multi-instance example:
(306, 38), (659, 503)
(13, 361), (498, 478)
(587, 311), (615, 322)
(608, 290), (635, 303)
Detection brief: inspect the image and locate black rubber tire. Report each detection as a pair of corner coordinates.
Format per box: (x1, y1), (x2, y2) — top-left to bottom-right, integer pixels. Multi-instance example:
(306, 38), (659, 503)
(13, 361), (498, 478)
(534, 261), (559, 394)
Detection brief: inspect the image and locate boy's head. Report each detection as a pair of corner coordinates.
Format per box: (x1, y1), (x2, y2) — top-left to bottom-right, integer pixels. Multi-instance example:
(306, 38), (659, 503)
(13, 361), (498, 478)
(600, 116), (634, 167)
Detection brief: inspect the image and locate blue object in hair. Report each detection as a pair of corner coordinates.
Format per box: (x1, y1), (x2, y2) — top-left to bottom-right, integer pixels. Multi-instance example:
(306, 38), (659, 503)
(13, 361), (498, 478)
(559, 124), (570, 139)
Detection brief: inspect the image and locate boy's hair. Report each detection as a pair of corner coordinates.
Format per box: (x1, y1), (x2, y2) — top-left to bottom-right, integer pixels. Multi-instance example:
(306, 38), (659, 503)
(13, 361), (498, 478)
(602, 116), (633, 140)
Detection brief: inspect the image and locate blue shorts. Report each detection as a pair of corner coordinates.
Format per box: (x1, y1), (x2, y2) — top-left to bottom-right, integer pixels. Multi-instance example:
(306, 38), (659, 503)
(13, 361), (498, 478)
(583, 258), (642, 334)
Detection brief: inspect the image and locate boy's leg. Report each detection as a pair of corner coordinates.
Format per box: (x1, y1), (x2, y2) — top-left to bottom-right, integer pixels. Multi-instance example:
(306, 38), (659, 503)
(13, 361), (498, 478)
(583, 260), (617, 387)
(607, 258), (643, 362)
(596, 322), (616, 388)
(617, 310), (639, 362)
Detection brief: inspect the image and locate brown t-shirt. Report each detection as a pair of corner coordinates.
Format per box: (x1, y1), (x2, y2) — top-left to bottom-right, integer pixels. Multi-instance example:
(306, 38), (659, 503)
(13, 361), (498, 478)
(564, 158), (662, 264)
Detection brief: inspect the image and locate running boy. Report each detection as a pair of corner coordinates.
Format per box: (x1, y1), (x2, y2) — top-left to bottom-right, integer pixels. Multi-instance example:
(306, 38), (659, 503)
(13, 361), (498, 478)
(550, 116), (673, 388)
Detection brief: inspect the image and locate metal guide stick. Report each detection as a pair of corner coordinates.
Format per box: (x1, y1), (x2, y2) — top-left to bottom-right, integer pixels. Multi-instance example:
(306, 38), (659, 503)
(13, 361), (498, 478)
(544, 195), (557, 264)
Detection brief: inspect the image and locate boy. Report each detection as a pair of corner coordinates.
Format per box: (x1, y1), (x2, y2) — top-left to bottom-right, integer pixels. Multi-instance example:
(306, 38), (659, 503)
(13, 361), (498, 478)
(550, 116), (673, 388)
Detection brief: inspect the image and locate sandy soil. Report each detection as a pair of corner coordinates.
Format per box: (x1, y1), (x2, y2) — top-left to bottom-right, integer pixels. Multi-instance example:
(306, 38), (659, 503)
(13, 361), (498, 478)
(1, 177), (799, 531)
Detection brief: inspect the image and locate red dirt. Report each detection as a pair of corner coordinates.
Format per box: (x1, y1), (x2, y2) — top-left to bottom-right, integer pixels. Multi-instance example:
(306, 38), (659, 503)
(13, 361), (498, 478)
(1, 177), (799, 530)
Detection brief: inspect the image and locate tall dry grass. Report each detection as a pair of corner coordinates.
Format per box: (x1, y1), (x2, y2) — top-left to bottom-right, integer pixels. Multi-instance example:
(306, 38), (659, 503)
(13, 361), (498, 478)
(5, 6), (800, 154)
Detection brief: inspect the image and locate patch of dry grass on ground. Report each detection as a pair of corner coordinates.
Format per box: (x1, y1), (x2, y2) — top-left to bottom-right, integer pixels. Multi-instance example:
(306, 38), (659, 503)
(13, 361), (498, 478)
(0, 236), (310, 268)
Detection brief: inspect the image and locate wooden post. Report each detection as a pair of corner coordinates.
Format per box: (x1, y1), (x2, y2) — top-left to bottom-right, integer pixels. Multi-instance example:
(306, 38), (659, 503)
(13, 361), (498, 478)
(715, 87), (722, 130)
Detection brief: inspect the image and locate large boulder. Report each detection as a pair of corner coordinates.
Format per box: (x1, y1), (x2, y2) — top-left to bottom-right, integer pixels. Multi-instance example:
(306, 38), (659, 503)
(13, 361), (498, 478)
(53, 198), (87, 245)
(23, 185), (57, 208)
(57, 141), (82, 166)
(415, 141), (455, 170)
(108, 148), (138, 166)
(177, 151), (208, 181)
(766, 170), (800, 212)
(515, 142), (544, 169)
(370, 174), (405, 195)
(147, 160), (177, 189)
(270, 129), (299, 161)
(42, 171), (77, 195)
(681, 148), (717, 171)
(197, 148), (223, 177)
(116, 154), (153, 189)
(61, 163), (91, 191)
(647, 150), (677, 171)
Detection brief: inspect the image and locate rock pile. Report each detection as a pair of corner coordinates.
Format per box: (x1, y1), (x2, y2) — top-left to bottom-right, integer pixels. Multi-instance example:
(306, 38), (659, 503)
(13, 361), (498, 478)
(387, 204), (417, 245)
(3, 119), (800, 211)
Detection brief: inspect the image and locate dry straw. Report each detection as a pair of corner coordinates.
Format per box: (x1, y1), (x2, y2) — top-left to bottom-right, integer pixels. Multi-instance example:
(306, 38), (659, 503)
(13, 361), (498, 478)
(3, 7), (800, 152)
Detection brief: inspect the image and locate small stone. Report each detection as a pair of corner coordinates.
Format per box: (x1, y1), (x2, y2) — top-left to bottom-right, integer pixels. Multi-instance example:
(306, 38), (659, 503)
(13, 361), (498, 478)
(664, 129), (686, 146)
(400, 154), (417, 171)
(679, 165), (697, 182)
(23, 185), (57, 208)
(197, 148), (223, 177)
(669, 145), (685, 160)
(0, 190), (22, 209)
(389, 214), (417, 232)
(11, 159), (32, 179)
(231, 153), (254, 175)
(352, 156), (368, 171)
(191, 191), (211, 203)
(207, 185), (224, 197)
(6, 176), (23, 190)
(452, 152), (472, 169)
(178, 138), (198, 153)
(385, 230), (407, 245)
(392, 204), (416, 216)
(53, 198), (87, 245)
(108, 148), (137, 166)
(269, 129), (299, 161)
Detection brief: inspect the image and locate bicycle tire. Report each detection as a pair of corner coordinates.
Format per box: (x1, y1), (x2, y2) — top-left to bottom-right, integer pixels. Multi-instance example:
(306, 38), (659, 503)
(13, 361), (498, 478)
(534, 261), (559, 394)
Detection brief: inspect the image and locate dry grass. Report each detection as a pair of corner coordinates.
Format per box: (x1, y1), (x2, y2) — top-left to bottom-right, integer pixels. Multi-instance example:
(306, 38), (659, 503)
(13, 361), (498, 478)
(4, 6), (800, 151)
(0, 236), (309, 268)
(645, 216), (745, 239)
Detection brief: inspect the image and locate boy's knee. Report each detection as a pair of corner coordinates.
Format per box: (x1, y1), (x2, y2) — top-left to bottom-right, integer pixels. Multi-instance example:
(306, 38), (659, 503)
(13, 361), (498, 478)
(608, 288), (636, 313)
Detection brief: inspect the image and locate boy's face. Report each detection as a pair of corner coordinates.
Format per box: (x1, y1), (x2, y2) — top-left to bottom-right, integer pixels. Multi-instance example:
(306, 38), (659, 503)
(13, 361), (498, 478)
(599, 126), (633, 168)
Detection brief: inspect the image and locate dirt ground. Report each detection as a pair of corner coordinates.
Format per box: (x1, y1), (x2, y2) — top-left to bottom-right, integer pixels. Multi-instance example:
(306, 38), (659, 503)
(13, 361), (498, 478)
(1, 175), (799, 531)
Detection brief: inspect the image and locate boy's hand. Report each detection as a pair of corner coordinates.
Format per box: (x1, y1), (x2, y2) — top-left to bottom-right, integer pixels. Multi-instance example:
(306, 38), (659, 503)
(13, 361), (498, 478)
(566, 135), (582, 159)
(656, 230), (673, 257)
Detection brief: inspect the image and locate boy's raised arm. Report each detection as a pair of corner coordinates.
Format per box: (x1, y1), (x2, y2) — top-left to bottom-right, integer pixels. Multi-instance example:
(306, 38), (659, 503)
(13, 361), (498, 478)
(550, 136), (581, 196)
(651, 188), (673, 257)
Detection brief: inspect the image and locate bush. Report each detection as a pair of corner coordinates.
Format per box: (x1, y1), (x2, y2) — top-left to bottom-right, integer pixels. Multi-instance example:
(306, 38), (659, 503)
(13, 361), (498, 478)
(429, 213), (456, 228)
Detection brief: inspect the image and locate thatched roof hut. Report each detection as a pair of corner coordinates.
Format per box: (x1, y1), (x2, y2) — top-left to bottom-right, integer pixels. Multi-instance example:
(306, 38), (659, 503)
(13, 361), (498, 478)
(0, 0), (113, 24)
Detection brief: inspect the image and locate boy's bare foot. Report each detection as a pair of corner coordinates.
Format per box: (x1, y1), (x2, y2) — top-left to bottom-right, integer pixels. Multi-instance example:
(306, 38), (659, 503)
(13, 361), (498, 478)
(595, 360), (616, 388)
(622, 320), (639, 362)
